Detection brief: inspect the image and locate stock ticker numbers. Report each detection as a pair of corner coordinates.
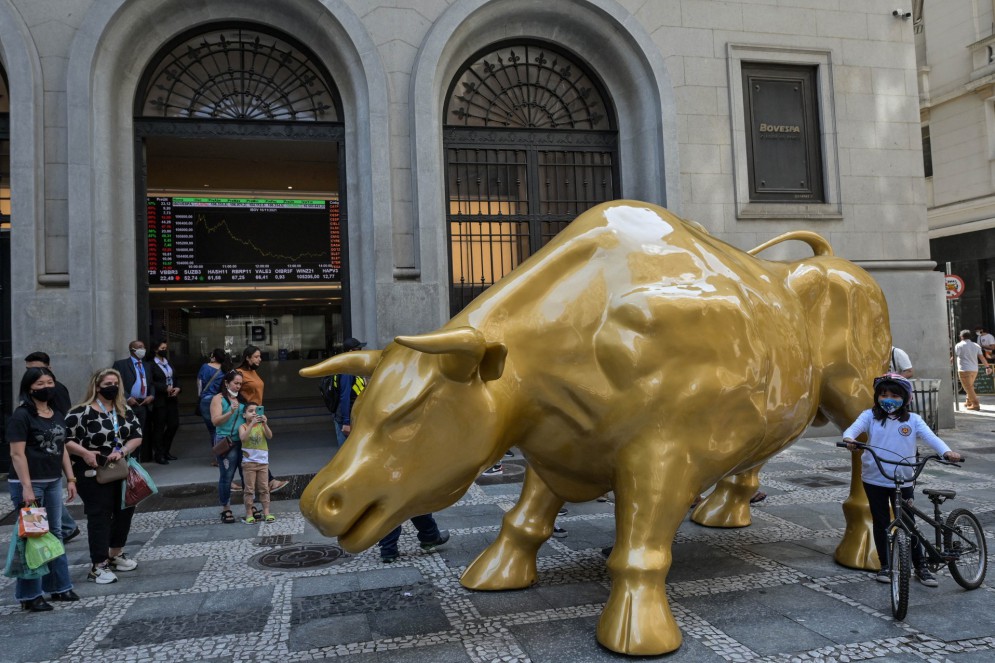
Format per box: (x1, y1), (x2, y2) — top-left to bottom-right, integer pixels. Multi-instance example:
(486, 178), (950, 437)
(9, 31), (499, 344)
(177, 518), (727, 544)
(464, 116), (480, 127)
(147, 197), (342, 284)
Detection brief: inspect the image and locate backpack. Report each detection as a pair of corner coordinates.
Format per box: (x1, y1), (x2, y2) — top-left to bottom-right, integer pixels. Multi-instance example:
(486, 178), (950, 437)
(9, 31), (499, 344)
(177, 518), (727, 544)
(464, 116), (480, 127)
(319, 375), (340, 414)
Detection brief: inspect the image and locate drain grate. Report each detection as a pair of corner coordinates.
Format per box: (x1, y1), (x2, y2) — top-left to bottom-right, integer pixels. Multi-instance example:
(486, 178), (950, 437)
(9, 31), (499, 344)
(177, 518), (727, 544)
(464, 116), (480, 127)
(249, 544), (347, 570)
(258, 534), (293, 547)
(786, 475), (848, 488)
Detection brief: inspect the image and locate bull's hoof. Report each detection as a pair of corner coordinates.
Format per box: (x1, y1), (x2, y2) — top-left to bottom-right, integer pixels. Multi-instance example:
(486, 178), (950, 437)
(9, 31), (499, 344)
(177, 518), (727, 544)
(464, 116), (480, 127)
(596, 584), (682, 655)
(834, 525), (879, 571)
(461, 539), (538, 591)
(690, 492), (752, 528)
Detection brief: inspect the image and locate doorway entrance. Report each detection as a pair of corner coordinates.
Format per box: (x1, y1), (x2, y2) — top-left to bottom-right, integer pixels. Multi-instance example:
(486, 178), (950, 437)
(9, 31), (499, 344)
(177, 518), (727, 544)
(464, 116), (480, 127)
(135, 25), (345, 405)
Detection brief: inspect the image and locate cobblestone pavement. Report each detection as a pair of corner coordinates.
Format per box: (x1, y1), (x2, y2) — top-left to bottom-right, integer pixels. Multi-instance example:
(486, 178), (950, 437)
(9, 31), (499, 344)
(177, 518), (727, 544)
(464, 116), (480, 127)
(4, 413), (995, 662)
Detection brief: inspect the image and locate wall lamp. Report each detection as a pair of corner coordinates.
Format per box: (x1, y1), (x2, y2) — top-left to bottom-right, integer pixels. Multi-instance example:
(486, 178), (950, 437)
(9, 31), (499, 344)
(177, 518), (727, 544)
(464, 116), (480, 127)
(893, 9), (912, 19)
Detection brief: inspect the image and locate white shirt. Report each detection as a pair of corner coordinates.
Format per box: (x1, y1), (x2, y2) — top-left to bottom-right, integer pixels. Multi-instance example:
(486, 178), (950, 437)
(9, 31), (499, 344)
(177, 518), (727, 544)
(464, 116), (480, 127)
(955, 339), (985, 372)
(977, 332), (995, 350)
(889, 347), (912, 374)
(842, 410), (951, 488)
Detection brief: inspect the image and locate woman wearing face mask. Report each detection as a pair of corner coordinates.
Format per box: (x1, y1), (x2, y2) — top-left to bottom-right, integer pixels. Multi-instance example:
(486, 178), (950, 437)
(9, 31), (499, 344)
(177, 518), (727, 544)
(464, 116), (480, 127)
(64, 368), (144, 584)
(149, 339), (181, 465)
(7, 367), (79, 610)
(842, 373), (962, 587)
(210, 370), (246, 523)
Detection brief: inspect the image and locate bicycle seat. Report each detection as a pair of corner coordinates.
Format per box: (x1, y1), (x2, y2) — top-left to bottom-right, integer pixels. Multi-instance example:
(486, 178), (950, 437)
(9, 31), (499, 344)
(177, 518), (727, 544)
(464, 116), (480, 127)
(922, 488), (956, 499)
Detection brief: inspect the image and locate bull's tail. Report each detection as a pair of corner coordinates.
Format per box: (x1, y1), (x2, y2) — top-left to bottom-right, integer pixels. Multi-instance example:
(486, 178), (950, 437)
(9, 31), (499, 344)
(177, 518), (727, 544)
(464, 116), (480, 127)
(747, 231), (833, 257)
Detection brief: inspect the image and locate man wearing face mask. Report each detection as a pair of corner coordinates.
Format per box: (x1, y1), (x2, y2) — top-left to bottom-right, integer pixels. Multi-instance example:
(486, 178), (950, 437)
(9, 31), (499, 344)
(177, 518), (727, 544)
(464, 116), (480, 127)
(112, 341), (156, 462)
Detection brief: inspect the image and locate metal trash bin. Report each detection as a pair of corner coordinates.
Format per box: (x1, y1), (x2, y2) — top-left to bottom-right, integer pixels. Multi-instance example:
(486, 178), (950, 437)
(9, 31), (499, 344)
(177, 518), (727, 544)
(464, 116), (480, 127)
(909, 378), (941, 431)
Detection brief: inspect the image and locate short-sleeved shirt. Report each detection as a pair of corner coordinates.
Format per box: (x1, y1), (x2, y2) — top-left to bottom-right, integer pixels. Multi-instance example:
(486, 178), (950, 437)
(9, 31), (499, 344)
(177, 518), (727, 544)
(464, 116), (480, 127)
(64, 402), (143, 457)
(239, 369), (264, 405)
(241, 423), (269, 464)
(955, 340), (984, 372)
(197, 364), (224, 400)
(216, 397), (245, 441)
(6, 406), (67, 482)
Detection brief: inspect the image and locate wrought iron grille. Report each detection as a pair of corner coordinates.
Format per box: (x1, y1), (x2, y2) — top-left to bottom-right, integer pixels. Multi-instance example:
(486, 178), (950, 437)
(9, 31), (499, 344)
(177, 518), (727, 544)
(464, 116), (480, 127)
(447, 43), (610, 130)
(444, 43), (618, 316)
(138, 26), (339, 121)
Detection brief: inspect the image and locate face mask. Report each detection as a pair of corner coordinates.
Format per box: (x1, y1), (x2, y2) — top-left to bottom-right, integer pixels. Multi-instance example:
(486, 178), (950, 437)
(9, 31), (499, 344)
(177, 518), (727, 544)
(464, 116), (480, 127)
(156, 349), (168, 358)
(879, 397), (903, 413)
(227, 388), (239, 397)
(31, 387), (56, 403)
(99, 385), (120, 400)
(133, 348), (146, 359)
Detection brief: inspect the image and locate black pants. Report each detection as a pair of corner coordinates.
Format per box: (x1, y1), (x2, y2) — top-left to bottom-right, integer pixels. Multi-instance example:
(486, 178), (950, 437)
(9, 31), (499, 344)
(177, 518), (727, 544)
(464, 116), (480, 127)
(74, 466), (136, 566)
(863, 482), (924, 569)
(130, 404), (152, 461)
(151, 397), (180, 458)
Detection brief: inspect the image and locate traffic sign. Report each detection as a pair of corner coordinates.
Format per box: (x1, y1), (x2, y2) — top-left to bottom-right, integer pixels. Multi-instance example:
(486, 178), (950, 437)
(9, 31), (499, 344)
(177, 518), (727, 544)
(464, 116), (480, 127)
(945, 274), (965, 300)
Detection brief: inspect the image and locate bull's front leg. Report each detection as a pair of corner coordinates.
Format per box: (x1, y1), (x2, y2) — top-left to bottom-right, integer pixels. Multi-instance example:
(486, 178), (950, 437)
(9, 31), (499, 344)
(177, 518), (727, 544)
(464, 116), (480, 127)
(691, 465), (760, 528)
(460, 465), (562, 591)
(598, 445), (700, 656)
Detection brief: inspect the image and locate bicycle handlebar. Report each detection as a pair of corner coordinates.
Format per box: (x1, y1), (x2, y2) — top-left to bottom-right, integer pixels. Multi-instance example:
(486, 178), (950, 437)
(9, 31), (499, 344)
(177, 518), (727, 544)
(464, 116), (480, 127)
(837, 440), (963, 484)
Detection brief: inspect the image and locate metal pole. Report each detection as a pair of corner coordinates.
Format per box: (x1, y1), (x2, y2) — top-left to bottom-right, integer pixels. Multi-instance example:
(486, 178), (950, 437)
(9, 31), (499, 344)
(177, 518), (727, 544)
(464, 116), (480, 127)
(947, 262), (959, 411)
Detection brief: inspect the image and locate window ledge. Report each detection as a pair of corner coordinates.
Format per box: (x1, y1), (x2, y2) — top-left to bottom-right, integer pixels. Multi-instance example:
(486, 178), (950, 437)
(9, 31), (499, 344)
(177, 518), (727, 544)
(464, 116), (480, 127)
(736, 202), (843, 220)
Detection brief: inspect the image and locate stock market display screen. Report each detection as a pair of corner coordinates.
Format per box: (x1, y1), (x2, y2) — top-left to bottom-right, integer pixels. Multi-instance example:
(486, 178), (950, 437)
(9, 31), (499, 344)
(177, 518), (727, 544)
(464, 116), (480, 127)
(146, 196), (342, 284)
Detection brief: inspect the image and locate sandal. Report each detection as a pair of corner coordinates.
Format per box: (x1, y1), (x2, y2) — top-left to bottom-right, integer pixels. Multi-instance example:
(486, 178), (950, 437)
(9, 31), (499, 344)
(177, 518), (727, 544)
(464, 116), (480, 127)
(252, 506), (263, 520)
(220, 509), (235, 524)
(750, 491), (767, 504)
(264, 514), (276, 523)
(245, 515), (256, 524)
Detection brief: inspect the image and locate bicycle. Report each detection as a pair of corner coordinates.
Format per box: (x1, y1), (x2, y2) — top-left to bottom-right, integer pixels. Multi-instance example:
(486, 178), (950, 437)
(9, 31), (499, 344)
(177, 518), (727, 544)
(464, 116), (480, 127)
(837, 441), (987, 620)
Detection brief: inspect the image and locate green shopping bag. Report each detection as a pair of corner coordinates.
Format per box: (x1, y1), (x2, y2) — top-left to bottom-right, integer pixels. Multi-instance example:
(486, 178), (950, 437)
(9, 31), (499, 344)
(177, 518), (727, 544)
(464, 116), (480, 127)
(3, 534), (49, 579)
(24, 532), (65, 569)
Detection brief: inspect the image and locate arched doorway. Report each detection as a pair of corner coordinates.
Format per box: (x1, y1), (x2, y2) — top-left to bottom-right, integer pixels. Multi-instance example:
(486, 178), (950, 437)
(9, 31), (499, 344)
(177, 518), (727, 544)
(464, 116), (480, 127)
(134, 24), (346, 403)
(443, 41), (618, 315)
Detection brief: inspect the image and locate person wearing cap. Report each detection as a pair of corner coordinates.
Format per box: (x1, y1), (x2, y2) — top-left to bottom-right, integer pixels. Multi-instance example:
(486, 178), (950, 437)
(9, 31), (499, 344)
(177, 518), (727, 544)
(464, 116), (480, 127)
(954, 329), (992, 411)
(843, 373), (962, 587)
(334, 337), (369, 447)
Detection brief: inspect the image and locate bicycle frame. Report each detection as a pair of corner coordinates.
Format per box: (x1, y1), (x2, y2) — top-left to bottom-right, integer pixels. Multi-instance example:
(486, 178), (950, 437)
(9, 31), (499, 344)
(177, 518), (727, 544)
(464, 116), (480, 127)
(845, 442), (977, 565)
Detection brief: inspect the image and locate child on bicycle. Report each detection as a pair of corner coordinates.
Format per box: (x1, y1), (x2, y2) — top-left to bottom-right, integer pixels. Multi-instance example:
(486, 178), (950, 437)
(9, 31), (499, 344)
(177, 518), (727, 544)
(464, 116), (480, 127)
(238, 402), (275, 524)
(843, 373), (962, 587)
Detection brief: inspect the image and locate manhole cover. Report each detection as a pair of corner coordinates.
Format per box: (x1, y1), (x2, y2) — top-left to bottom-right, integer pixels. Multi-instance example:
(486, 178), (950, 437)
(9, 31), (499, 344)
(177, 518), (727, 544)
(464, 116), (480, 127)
(249, 544), (347, 571)
(786, 475), (847, 488)
(258, 534), (293, 547)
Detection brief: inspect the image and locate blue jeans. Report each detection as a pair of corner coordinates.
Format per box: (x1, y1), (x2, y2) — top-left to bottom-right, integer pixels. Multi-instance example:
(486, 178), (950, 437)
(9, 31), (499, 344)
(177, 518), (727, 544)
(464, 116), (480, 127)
(217, 437), (242, 507)
(8, 479), (73, 601)
(334, 421), (347, 448)
(60, 479), (78, 536)
(200, 398), (216, 444)
(378, 514), (442, 557)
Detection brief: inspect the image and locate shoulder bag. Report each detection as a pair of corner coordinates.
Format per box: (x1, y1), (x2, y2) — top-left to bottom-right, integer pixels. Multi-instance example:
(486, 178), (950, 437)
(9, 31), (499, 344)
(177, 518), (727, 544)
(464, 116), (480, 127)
(194, 368), (223, 415)
(211, 400), (241, 456)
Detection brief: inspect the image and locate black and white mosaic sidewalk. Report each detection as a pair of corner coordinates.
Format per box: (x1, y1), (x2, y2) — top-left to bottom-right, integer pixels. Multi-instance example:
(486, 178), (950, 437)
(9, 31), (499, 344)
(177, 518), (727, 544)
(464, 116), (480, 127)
(3, 428), (995, 662)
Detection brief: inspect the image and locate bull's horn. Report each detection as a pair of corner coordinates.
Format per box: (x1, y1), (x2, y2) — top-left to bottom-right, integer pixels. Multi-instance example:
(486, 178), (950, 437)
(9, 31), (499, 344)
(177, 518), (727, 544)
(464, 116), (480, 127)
(298, 350), (382, 378)
(747, 231), (833, 257)
(395, 327), (506, 382)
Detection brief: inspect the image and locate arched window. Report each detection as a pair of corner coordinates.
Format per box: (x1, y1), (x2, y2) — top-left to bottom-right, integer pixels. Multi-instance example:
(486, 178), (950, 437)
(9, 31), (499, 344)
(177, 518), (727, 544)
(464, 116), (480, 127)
(444, 42), (618, 315)
(137, 25), (340, 121)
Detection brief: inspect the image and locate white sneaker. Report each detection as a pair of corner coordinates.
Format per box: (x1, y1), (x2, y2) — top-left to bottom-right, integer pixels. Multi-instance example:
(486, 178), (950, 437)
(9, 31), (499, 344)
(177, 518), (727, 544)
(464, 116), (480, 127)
(109, 553), (138, 571)
(88, 564), (118, 584)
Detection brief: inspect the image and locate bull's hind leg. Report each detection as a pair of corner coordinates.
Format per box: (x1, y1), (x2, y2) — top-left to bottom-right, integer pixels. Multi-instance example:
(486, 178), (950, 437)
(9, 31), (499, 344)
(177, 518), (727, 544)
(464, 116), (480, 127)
(691, 466), (761, 528)
(598, 444), (701, 655)
(460, 465), (561, 591)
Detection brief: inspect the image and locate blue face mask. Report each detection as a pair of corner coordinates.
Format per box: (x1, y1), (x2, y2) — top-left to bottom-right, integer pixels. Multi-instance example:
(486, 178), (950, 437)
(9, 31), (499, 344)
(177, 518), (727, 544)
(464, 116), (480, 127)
(879, 397), (903, 413)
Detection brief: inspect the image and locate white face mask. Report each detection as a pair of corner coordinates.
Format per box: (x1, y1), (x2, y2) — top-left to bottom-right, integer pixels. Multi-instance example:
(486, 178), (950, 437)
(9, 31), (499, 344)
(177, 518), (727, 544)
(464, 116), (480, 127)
(227, 388), (239, 397)
(133, 348), (146, 359)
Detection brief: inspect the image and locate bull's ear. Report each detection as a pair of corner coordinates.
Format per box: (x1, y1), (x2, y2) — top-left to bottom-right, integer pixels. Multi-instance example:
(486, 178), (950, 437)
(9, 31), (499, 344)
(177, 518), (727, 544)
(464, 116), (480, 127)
(479, 342), (507, 382)
(395, 326), (503, 382)
(299, 350), (382, 378)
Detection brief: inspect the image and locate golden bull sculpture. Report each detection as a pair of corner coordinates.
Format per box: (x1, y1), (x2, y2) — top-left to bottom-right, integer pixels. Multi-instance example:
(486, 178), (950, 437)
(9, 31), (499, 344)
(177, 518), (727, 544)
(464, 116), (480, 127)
(299, 201), (887, 655)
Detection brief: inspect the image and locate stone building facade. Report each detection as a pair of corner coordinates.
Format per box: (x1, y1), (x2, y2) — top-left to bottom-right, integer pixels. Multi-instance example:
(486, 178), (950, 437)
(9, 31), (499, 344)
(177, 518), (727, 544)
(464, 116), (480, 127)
(0, 0), (951, 424)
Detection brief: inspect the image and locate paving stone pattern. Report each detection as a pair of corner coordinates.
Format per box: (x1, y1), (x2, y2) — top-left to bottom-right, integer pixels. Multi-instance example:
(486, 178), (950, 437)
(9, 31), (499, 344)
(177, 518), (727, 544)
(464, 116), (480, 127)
(4, 420), (995, 661)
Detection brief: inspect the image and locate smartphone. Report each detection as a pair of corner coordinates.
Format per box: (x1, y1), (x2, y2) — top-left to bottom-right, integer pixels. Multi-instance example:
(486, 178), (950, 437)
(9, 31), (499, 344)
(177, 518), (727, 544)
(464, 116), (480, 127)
(256, 406), (264, 416)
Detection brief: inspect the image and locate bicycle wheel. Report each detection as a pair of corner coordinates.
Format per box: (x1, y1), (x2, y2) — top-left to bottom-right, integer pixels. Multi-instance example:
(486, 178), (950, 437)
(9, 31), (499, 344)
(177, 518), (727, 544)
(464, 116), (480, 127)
(890, 529), (911, 620)
(945, 508), (988, 589)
